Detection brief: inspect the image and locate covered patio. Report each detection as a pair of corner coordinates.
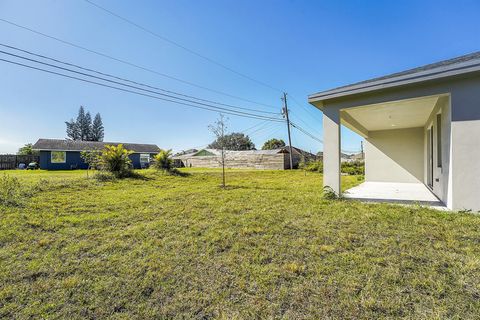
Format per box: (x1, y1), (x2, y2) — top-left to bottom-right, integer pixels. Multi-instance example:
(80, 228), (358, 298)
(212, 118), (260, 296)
(314, 91), (451, 209)
(309, 51), (480, 211)
(308, 60), (462, 210)
(343, 181), (446, 209)
(334, 93), (450, 209)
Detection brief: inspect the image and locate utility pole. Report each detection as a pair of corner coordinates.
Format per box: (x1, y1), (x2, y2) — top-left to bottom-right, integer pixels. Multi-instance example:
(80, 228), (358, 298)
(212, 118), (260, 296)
(360, 140), (364, 160)
(282, 92), (294, 169)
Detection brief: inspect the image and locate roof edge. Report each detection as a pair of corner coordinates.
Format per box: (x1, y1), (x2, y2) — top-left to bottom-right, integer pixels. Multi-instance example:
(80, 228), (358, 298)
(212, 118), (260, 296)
(309, 58), (480, 103)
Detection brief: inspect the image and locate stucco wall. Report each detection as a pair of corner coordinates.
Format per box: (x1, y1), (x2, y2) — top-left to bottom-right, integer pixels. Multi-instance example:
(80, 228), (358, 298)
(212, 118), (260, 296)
(365, 127), (424, 183)
(450, 78), (480, 211)
(423, 95), (451, 207)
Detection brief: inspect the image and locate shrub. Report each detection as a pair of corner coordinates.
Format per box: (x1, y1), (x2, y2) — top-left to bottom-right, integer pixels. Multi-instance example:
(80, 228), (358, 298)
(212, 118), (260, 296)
(98, 144), (133, 178)
(300, 160), (323, 173)
(0, 174), (46, 207)
(341, 161), (365, 175)
(322, 186), (339, 200)
(0, 174), (24, 207)
(300, 160), (364, 176)
(152, 149), (173, 172)
(94, 171), (116, 182)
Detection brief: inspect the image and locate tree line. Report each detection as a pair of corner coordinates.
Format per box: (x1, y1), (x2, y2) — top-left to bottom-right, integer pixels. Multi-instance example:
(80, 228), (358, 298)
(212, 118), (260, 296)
(208, 134), (286, 151)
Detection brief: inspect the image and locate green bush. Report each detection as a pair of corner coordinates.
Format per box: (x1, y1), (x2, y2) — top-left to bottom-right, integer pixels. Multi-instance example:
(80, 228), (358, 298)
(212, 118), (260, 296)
(0, 174), (24, 207)
(341, 161), (365, 175)
(98, 144), (133, 178)
(0, 174), (46, 207)
(322, 186), (338, 199)
(152, 149), (174, 172)
(94, 171), (116, 182)
(300, 160), (364, 176)
(300, 160), (323, 173)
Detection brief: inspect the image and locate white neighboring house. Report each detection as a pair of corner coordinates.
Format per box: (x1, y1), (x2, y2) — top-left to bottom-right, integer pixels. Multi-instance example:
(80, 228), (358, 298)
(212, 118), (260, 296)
(309, 52), (480, 211)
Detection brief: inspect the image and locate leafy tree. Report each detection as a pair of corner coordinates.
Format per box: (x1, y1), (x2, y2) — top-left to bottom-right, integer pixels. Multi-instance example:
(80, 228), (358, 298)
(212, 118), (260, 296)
(91, 113), (104, 141)
(66, 106), (104, 141)
(98, 144), (133, 178)
(17, 143), (38, 156)
(262, 138), (286, 150)
(80, 150), (101, 177)
(208, 132), (255, 151)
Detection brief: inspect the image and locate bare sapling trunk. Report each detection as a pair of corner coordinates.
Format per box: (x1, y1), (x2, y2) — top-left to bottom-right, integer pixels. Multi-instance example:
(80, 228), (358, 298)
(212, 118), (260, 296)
(209, 114), (228, 188)
(221, 147), (226, 188)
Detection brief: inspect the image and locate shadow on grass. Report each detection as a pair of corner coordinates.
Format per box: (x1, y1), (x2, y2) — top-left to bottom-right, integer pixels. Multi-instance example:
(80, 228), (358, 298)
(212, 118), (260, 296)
(94, 171), (153, 182)
(219, 184), (287, 191)
(169, 169), (191, 177)
(151, 168), (191, 177)
(125, 172), (154, 181)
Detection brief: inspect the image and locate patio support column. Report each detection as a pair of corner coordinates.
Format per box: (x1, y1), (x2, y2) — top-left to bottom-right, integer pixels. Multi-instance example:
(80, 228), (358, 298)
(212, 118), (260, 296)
(323, 107), (341, 195)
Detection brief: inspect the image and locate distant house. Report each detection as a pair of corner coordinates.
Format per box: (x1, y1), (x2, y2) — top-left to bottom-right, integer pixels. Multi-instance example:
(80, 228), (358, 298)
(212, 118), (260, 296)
(32, 139), (160, 170)
(173, 147), (316, 170)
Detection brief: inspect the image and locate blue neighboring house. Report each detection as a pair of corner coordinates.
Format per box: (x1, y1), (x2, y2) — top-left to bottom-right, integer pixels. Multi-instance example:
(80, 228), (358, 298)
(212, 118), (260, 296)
(32, 138), (160, 170)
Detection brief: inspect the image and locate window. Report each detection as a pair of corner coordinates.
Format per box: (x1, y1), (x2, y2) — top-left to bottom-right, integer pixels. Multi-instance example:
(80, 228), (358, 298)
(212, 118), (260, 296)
(140, 153), (150, 163)
(51, 151), (66, 163)
(436, 114), (442, 167)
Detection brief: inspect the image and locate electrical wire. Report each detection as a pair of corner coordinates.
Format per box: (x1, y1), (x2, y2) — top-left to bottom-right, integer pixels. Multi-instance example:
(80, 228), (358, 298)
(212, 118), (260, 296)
(0, 17), (278, 110)
(0, 43), (279, 115)
(0, 57), (285, 122)
(289, 94), (323, 122)
(84, 0), (284, 93)
(0, 50), (284, 122)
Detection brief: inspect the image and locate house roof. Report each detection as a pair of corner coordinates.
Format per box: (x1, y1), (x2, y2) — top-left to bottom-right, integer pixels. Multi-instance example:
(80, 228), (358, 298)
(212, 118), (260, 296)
(309, 51), (480, 103)
(32, 139), (160, 153)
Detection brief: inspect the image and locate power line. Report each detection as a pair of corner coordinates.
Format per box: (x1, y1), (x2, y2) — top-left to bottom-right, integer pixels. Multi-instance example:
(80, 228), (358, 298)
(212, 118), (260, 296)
(0, 17), (278, 110)
(254, 123), (284, 141)
(289, 94), (323, 122)
(0, 57), (285, 123)
(247, 121), (278, 137)
(240, 120), (270, 134)
(0, 43), (279, 115)
(84, 0), (283, 93)
(290, 121), (324, 144)
(0, 49), (284, 121)
(289, 112), (322, 136)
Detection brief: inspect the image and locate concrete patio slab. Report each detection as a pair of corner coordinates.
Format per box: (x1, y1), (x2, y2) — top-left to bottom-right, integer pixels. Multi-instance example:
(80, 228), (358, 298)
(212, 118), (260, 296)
(344, 182), (447, 210)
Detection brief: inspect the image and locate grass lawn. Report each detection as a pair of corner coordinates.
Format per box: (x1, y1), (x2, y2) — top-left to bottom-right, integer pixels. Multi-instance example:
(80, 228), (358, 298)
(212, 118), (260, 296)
(1, 169), (480, 319)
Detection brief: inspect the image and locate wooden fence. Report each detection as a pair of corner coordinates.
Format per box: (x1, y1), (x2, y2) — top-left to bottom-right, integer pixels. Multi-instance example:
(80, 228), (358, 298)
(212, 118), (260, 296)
(0, 155), (40, 170)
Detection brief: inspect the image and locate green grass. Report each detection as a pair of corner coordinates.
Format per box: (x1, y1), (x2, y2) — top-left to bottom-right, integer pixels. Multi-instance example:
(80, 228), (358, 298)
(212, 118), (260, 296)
(1, 169), (479, 319)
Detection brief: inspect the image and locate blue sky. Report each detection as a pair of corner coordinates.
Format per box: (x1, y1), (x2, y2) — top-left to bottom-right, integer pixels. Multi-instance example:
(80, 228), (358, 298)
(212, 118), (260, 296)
(1, 0), (479, 154)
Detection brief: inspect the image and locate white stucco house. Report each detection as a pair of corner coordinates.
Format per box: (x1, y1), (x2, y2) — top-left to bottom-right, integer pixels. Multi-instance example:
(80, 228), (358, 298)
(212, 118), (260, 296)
(309, 52), (480, 211)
